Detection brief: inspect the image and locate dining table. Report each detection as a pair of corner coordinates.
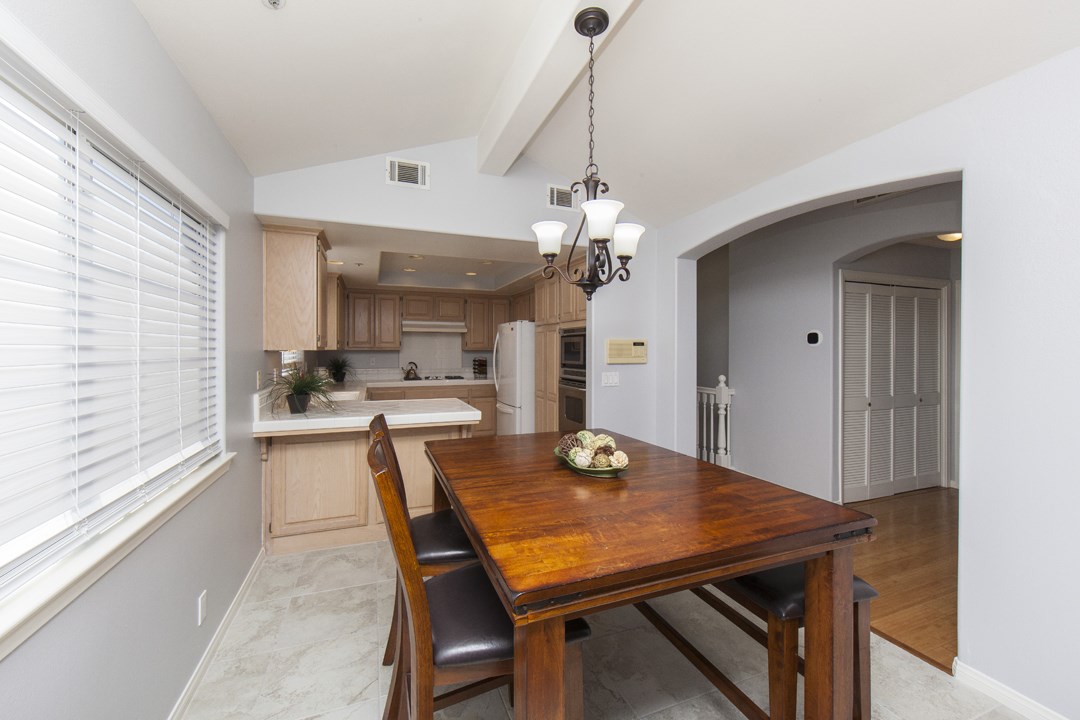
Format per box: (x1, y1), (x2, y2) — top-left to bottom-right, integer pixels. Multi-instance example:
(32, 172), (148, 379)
(424, 429), (876, 720)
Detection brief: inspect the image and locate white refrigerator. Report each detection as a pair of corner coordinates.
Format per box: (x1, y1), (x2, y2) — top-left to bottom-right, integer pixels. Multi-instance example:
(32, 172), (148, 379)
(492, 320), (536, 435)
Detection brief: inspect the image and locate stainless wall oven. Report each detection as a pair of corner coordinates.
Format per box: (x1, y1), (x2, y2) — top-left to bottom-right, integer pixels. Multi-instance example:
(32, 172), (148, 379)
(558, 378), (586, 433)
(559, 328), (586, 382)
(559, 327), (587, 432)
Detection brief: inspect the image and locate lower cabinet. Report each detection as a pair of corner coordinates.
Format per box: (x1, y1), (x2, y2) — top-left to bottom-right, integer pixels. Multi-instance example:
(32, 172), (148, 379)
(268, 433), (366, 539)
(372, 383), (498, 437)
(367, 388), (406, 400)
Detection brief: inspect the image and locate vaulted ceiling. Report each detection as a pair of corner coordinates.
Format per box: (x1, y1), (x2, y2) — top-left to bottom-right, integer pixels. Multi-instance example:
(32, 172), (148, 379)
(131, 0), (1080, 283)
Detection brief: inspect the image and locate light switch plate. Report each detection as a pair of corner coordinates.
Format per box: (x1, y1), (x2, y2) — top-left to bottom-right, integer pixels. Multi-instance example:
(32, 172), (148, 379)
(602, 372), (620, 386)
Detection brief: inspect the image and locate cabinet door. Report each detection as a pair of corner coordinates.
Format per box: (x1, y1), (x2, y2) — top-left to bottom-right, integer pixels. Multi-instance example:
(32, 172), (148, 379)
(472, 396), (496, 436)
(491, 298), (510, 345)
(534, 277), (559, 325)
(435, 295), (466, 322)
(264, 228), (325, 350)
(463, 297), (490, 351)
(402, 294), (434, 321)
(558, 270), (576, 323)
(511, 290), (534, 322)
(367, 388), (406, 400)
(374, 294), (401, 348)
(325, 272), (344, 349)
(269, 435), (366, 537)
(347, 293), (374, 348)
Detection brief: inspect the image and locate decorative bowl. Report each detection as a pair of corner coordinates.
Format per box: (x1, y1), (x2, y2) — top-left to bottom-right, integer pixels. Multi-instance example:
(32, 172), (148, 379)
(553, 448), (627, 478)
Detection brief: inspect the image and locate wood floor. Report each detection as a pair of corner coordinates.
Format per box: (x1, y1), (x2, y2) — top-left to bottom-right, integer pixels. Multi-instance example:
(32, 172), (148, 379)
(847, 487), (958, 673)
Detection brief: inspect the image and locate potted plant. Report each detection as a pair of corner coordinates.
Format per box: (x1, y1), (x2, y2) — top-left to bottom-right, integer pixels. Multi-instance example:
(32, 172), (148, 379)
(326, 355), (352, 383)
(269, 368), (335, 414)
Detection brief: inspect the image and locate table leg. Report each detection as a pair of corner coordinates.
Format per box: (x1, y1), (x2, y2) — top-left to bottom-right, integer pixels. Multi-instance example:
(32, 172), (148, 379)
(804, 547), (854, 720)
(432, 470), (451, 512)
(513, 617), (565, 720)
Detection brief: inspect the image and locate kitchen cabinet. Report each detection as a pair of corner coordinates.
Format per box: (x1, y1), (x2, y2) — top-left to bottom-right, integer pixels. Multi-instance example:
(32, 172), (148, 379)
(367, 387), (406, 400)
(268, 433), (366, 538)
(463, 296), (510, 351)
(263, 226), (330, 350)
(372, 383), (498, 437)
(534, 324), (559, 432)
(347, 292), (401, 349)
(325, 272), (347, 350)
(558, 257), (588, 324)
(534, 275), (559, 326)
(401, 293), (467, 322)
(510, 289), (534, 322)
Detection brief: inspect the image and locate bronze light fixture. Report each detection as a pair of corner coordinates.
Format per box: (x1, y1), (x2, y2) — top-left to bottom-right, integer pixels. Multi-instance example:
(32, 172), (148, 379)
(532, 7), (643, 301)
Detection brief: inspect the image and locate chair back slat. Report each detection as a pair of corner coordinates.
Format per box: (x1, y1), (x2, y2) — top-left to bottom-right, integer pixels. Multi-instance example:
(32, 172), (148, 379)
(367, 415), (433, 676)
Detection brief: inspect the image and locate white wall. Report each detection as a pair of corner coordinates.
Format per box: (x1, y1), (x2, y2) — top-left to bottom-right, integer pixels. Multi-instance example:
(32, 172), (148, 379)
(726, 184), (960, 497)
(255, 140), (660, 442)
(0, 2), (261, 718)
(655, 49), (1080, 718)
(696, 245), (729, 386)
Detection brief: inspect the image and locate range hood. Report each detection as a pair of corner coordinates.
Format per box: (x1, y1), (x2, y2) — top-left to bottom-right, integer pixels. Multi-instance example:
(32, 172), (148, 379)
(400, 320), (468, 333)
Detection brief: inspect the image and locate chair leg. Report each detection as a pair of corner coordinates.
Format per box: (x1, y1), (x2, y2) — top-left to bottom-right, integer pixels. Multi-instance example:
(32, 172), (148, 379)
(382, 583), (402, 666)
(767, 615), (798, 720)
(853, 599), (872, 720)
(564, 642), (584, 720)
(382, 611), (407, 720)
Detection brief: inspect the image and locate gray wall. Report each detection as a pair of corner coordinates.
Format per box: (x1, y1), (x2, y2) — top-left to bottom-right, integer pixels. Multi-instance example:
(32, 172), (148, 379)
(0, 2), (261, 718)
(728, 183), (961, 498)
(696, 244), (729, 387)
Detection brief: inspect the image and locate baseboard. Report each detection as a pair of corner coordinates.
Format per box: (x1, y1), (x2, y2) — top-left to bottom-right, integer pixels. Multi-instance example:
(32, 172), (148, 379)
(954, 660), (1068, 720)
(167, 548), (266, 720)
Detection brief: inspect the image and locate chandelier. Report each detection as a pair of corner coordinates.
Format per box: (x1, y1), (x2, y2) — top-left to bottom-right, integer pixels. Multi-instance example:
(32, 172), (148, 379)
(532, 7), (643, 301)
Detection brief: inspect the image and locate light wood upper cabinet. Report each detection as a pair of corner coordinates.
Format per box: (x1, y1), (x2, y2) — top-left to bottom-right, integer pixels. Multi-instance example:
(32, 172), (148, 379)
(263, 227), (330, 350)
(346, 292), (400, 349)
(462, 296), (510, 351)
(401, 293), (466, 322)
(510, 289), (534, 322)
(534, 276), (560, 326)
(325, 272), (347, 350)
(559, 258), (588, 324)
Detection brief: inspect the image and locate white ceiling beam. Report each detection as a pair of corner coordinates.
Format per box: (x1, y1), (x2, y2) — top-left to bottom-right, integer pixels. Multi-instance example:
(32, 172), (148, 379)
(477, 0), (639, 177)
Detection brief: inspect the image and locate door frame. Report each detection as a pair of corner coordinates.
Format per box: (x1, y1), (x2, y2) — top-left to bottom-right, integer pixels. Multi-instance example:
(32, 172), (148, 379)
(836, 270), (952, 503)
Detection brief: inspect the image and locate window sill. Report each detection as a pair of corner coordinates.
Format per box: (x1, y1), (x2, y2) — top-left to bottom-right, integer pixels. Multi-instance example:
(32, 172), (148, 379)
(0, 452), (236, 662)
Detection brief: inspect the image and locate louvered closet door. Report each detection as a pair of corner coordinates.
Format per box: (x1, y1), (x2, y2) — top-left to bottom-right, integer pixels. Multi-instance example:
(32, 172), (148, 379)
(841, 281), (943, 501)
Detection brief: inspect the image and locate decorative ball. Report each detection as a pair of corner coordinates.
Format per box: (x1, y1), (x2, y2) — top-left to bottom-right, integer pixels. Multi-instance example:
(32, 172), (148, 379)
(593, 445), (615, 458)
(610, 451), (629, 469)
(571, 447), (594, 468)
(591, 434), (617, 451)
(575, 430), (595, 445)
(557, 433), (583, 455)
(592, 453), (611, 468)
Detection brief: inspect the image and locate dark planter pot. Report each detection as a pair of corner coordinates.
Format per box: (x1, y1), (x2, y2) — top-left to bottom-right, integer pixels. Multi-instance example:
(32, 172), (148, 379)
(331, 370), (346, 383)
(286, 393), (311, 414)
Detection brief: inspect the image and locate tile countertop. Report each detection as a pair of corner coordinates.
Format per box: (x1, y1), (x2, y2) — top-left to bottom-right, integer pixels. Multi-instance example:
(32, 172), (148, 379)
(364, 378), (495, 388)
(252, 397), (481, 435)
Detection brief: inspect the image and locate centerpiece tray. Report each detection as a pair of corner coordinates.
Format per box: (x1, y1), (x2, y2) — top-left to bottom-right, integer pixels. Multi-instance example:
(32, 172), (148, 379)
(553, 448), (627, 478)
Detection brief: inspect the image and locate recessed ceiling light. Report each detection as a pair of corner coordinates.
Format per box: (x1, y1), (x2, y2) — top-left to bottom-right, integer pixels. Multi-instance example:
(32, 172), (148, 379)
(937, 232), (963, 242)
(262, 0), (285, 9)
(354, 262), (365, 267)
(403, 267), (417, 272)
(479, 260), (494, 265)
(465, 272), (478, 276)
(327, 260), (344, 265)
(409, 254), (425, 260)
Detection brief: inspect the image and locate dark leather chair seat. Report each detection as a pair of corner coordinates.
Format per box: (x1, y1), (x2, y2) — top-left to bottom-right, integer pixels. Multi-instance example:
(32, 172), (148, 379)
(720, 564), (879, 622)
(427, 563), (591, 668)
(410, 509), (476, 565)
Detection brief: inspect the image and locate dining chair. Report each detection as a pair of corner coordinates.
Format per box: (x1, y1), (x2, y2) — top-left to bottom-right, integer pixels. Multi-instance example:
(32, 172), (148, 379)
(368, 414), (591, 719)
(369, 414), (478, 667)
(696, 564), (878, 720)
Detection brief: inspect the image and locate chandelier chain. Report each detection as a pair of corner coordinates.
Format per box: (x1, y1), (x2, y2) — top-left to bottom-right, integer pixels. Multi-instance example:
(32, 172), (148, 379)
(586, 34), (598, 178)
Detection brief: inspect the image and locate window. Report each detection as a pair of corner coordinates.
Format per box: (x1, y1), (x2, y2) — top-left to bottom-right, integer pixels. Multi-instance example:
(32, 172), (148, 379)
(0, 56), (221, 597)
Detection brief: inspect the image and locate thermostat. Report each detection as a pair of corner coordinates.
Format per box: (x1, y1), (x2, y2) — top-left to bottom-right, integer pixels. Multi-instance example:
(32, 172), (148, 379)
(606, 338), (647, 364)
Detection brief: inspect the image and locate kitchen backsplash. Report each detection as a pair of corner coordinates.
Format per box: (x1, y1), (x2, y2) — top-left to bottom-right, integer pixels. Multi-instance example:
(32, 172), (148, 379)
(314, 341), (491, 380)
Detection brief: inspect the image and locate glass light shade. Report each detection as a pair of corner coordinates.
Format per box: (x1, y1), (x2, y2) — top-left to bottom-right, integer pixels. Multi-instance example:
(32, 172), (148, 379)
(581, 199), (624, 240)
(612, 223), (644, 258)
(532, 221), (567, 256)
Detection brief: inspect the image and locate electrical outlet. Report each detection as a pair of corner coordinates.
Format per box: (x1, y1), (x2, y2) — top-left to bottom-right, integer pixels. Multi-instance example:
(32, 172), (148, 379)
(197, 590), (207, 627)
(602, 372), (620, 387)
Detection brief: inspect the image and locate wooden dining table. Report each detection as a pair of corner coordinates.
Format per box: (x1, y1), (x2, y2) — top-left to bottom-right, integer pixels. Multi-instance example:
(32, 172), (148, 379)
(424, 430), (876, 720)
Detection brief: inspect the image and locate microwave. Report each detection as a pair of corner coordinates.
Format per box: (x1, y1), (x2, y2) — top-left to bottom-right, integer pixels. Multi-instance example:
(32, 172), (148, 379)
(560, 328), (586, 382)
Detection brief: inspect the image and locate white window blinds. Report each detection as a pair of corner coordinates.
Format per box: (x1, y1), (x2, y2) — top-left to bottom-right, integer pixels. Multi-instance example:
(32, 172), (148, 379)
(0, 58), (220, 594)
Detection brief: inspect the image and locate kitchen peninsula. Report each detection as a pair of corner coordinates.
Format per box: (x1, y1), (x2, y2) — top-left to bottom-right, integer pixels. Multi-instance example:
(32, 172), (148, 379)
(253, 391), (481, 554)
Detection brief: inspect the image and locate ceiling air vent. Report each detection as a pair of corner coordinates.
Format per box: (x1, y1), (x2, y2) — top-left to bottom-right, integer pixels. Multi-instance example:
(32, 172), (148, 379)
(386, 157), (430, 189)
(547, 184), (576, 210)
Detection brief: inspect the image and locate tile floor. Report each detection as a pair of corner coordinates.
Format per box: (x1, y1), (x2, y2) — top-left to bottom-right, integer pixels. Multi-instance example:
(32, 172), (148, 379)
(183, 541), (1024, 720)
